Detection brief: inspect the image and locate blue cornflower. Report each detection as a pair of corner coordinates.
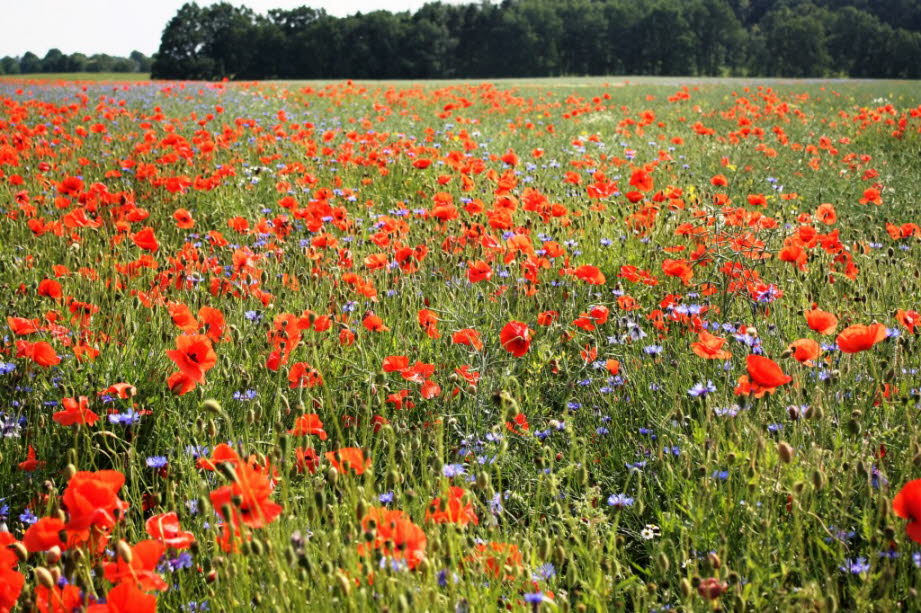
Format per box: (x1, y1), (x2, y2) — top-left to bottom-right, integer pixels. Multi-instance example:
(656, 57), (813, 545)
(711, 470), (730, 481)
(19, 508), (38, 525)
(839, 557), (870, 574)
(442, 463), (466, 478)
(534, 562), (556, 580)
(233, 389), (257, 401)
(146, 456), (169, 469)
(524, 592), (544, 604)
(379, 491), (394, 504)
(108, 410), (142, 426)
(688, 381), (717, 397)
(607, 494), (635, 508)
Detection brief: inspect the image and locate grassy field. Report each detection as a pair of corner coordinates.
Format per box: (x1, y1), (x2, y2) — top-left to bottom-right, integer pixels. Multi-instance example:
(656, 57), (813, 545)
(1, 76), (921, 611)
(0, 72), (150, 81)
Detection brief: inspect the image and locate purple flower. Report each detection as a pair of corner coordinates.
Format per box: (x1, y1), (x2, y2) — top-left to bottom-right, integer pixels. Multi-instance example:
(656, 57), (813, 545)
(607, 494), (635, 508)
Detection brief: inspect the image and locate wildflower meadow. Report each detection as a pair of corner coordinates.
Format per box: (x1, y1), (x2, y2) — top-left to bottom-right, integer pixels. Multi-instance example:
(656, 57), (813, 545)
(1, 75), (921, 611)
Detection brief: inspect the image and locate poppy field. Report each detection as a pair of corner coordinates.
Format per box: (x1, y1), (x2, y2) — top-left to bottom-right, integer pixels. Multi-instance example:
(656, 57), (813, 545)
(1, 75), (921, 611)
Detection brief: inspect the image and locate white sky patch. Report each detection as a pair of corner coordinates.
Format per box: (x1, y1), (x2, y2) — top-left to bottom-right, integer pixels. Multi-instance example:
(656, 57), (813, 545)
(1, 0), (473, 58)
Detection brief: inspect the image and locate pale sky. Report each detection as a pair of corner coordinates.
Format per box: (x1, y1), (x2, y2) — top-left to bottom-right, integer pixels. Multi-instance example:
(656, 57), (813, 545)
(0, 0), (473, 58)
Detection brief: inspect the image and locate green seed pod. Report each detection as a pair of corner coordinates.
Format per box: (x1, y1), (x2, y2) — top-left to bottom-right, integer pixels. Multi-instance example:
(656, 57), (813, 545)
(656, 552), (670, 573)
(812, 469), (826, 491)
(202, 399), (222, 414)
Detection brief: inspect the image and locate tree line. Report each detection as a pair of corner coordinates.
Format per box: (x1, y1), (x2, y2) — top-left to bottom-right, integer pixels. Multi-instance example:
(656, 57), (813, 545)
(5, 0), (921, 80)
(150, 0), (921, 80)
(0, 50), (153, 75)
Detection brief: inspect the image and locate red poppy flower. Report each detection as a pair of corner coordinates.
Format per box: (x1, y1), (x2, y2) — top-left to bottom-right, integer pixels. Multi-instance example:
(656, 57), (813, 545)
(103, 539), (168, 591)
(691, 331), (732, 360)
(295, 447), (320, 474)
(358, 507), (427, 569)
(0, 565), (24, 613)
(836, 323), (887, 354)
(53, 396), (99, 427)
(447, 328), (481, 351)
(37, 278), (63, 300)
(62, 470), (129, 534)
(165, 334), (217, 383)
(131, 226), (160, 252)
(500, 321), (532, 357)
(288, 362), (324, 388)
(173, 208), (195, 229)
(469, 541), (524, 579)
(426, 487), (479, 526)
(15, 340), (60, 367)
(467, 260), (493, 283)
(362, 314), (389, 332)
(6, 316), (39, 336)
(146, 512), (196, 549)
(325, 447), (371, 475)
(210, 463), (283, 529)
(23, 517), (66, 552)
(747, 354), (792, 388)
(573, 264), (606, 285)
(288, 413), (328, 439)
(35, 585), (83, 613)
(629, 168), (654, 192)
(804, 308), (838, 335)
(17, 445), (44, 472)
(86, 583), (156, 613)
(897, 309), (919, 334)
(787, 338), (821, 365)
(894, 480), (921, 544)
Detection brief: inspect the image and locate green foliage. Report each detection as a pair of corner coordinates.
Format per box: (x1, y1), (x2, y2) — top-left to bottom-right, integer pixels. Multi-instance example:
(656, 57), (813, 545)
(149, 0), (921, 80)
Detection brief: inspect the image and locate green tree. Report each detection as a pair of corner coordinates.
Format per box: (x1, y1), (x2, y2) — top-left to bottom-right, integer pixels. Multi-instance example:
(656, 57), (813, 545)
(66, 53), (89, 72)
(20, 51), (42, 74)
(758, 5), (831, 77)
(130, 51), (153, 72)
(685, 0), (746, 75)
(632, 3), (697, 75)
(41, 48), (67, 72)
(0, 57), (20, 74)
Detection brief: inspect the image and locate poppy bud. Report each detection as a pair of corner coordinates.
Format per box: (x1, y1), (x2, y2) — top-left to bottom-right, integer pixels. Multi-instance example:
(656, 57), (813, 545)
(679, 578), (693, 598)
(708, 552), (721, 570)
(812, 469), (826, 491)
(202, 398), (222, 414)
(64, 463), (77, 480)
(34, 566), (55, 589)
(326, 466), (339, 485)
(116, 540), (133, 564)
(335, 572), (351, 595)
(11, 542), (28, 562)
(778, 442), (794, 464)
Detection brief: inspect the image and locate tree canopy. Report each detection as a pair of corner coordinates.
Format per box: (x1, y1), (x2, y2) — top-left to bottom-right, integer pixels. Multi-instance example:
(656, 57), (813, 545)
(149, 0), (921, 80)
